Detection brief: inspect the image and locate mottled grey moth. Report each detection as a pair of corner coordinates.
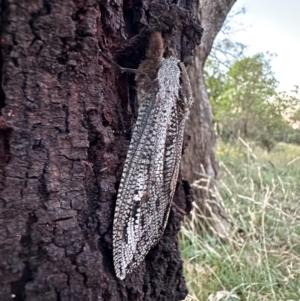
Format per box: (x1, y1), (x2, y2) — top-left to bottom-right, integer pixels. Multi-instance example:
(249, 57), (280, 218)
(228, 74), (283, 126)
(112, 32), (193, 280)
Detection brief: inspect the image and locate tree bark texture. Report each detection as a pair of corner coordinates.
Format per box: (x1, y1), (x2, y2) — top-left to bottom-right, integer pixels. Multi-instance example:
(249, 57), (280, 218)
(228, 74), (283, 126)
(0, 0), (201, 300)
(181, 0), (237, 237)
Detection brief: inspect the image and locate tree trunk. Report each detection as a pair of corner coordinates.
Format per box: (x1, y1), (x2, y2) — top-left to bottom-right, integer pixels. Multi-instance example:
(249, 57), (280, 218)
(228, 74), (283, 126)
(182, 0), (237, 237)
(0, 0), (201, 300)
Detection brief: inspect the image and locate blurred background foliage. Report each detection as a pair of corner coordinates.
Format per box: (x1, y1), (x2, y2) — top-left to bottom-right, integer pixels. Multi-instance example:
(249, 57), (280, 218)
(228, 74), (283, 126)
(205, 42), (300, 150)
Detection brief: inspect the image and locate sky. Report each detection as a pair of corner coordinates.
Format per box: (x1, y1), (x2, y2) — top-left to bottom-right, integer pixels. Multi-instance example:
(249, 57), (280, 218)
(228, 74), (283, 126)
(220, 0), (300, 93)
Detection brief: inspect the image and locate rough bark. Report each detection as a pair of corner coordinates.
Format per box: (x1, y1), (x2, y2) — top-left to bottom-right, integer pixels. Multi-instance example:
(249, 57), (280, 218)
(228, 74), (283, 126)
(0, 0), (201, 300)
(181, 0), (237, 237)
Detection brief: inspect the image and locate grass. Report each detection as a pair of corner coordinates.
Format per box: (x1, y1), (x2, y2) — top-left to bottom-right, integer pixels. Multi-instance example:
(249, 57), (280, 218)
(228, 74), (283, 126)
(180, 139), (300, 301)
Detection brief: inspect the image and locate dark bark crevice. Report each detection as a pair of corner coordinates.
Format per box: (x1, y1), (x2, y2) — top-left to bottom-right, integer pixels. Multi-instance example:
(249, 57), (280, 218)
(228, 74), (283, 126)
(11, 262), (33, 301)
(0, 52), (6, 109)
(0, 0), (12, 197)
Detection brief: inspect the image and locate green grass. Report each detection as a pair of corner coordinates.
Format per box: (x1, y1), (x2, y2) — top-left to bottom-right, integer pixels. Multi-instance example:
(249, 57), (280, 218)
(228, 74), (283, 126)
(180, 140), (300, 301)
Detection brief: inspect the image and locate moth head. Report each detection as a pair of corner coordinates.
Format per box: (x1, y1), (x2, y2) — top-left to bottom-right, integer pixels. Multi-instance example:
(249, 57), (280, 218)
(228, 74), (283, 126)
(164, 47), (177, 59)
(145, 32), (164, 61)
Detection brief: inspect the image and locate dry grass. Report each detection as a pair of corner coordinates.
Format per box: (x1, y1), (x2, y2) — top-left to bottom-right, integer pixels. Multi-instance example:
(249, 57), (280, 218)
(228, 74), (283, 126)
(180, 140), (300, 301)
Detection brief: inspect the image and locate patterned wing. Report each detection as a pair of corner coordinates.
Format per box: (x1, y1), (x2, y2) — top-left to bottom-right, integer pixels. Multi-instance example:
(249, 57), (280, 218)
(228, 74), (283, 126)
(113, 57), (183, 280)
(161, 61), (194, 231)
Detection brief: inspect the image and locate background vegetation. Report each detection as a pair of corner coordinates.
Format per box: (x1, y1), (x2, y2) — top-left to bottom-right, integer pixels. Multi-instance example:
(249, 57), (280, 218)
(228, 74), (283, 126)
(182, 141), (300, 301)
(181, 11), (300, 301)
(206, 48), (300, 151)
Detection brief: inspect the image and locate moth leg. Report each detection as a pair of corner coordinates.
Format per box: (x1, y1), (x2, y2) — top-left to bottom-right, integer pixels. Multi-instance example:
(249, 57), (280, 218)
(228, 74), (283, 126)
(98, 49), (137, 74)
(178, 62), (193, 106)
(172, 201), (188, 215)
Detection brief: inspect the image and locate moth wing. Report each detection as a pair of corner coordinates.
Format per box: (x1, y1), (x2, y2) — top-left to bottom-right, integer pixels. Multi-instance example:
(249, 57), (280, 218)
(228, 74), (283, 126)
(113, 93), (160, 280)
(161, 61), (193, 230)
(159, 101), (191, 233)
(113, 57), (183, 280)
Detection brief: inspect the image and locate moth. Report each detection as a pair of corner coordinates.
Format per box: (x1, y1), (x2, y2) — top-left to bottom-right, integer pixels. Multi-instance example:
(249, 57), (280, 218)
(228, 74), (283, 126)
(111, 32), (193, 280)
